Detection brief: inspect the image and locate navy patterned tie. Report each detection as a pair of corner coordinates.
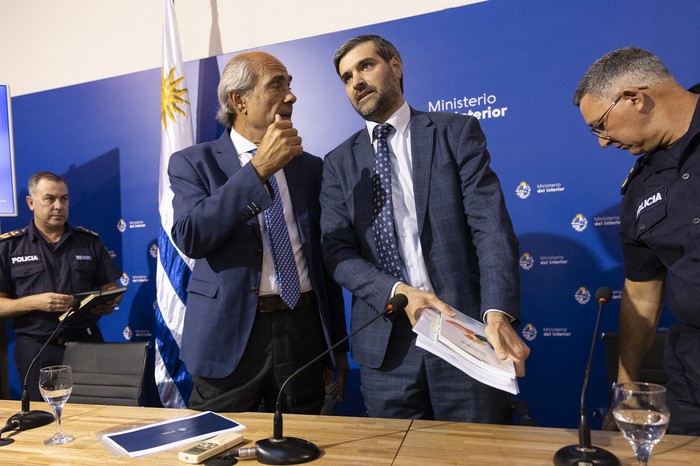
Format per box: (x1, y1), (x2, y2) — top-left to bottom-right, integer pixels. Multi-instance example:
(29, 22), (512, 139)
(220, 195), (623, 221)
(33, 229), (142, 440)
(254, 150), (301, 308)
(372, 124), (405, 281)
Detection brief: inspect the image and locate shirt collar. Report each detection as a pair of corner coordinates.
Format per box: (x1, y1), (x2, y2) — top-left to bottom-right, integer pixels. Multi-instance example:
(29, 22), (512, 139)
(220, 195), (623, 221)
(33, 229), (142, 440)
(621, 89), (700, 194)
(28, 220), (72, 244)
(365, 101), (410, 141)
(665, 94), (700, 161)
(229, 127), (257, 157)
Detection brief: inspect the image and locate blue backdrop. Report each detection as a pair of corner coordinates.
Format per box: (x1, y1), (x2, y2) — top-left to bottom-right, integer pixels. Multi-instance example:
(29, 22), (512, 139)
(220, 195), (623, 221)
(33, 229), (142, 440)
(3, 0), (700, 428)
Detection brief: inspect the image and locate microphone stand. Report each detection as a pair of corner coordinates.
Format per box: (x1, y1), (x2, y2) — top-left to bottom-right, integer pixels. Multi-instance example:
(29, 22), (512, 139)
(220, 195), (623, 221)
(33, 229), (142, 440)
(0, 299), (80, 446)
(553, 287), (620, 466)
(254, 294), (408, 465)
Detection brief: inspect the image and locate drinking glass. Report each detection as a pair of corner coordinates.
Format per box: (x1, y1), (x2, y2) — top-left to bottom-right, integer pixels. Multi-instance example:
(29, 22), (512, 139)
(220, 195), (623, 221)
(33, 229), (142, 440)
(38, 365), (75, 445)
(612, 382), (669, 465)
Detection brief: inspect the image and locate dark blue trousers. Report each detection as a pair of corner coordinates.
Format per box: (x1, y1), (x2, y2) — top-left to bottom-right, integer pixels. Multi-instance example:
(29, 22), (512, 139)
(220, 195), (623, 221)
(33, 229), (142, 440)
(665, 323), (700, 435)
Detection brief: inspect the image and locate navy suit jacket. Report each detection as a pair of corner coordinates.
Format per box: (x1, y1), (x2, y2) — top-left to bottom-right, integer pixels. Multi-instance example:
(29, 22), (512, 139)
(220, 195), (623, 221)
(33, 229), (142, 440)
(169, 130), (347, 378)
(320, 108), (519, 368)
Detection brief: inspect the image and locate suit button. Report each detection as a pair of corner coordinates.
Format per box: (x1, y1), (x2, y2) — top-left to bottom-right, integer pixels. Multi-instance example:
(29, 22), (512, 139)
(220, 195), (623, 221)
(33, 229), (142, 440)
(251, 287), (259, 294)
(256, 248), (263, 256)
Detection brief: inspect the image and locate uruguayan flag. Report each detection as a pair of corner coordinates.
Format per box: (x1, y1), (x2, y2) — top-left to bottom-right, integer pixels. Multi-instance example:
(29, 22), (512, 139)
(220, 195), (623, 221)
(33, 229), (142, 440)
(155, 0), (195, 408)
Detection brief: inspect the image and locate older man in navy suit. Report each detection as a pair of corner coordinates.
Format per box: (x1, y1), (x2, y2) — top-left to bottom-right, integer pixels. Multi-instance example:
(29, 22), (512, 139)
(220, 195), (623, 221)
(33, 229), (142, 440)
(169, 51), (348, 413)
(320, 35), (530, 422)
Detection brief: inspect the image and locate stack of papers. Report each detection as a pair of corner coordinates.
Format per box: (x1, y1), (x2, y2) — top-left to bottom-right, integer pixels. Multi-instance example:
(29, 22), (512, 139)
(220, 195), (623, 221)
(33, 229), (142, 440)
(413, 307), (519, 394)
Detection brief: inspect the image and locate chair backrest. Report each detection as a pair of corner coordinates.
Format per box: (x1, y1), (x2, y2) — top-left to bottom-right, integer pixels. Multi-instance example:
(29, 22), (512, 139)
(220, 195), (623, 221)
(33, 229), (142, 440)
(601, 331), (667, 401)
(62, 341), (150, 406)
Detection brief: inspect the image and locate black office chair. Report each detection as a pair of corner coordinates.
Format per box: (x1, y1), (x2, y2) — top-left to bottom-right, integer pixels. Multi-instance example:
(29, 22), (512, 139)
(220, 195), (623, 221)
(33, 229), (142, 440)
(62, 341), (150, 406)
(601, 331), (668, 402)
(512, 397), (536, 426)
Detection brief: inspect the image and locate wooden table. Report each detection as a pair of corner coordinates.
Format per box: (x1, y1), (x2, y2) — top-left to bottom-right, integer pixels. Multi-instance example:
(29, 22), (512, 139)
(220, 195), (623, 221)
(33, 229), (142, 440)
(0, 401), (698, 465)
(0, 402), (409, 465)
(397, 420), (700, 465)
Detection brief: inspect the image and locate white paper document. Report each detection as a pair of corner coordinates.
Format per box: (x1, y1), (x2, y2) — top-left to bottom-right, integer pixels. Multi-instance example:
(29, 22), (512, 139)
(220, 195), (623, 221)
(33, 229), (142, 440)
(413, 307), (519, 394)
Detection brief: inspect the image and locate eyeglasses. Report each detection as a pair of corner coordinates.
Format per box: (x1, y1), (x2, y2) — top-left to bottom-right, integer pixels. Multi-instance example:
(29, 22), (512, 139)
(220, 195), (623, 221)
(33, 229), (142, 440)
(590, 86), (648, 138)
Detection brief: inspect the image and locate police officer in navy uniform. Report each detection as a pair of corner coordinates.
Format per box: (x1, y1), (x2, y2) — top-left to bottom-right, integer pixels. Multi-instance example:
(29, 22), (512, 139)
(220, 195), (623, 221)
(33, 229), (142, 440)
(0, 172), (122, 401)
(574, 47), (700, 435)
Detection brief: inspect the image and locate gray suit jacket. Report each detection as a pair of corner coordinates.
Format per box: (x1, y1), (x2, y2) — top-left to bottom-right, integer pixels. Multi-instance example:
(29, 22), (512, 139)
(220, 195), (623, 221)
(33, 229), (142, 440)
(320, 108), (519, 368)
(169, 130), (347, 378)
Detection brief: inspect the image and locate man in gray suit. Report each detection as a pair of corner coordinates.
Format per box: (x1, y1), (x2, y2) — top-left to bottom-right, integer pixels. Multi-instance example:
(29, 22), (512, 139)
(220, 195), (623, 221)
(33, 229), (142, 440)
(320, 35), (529, 422)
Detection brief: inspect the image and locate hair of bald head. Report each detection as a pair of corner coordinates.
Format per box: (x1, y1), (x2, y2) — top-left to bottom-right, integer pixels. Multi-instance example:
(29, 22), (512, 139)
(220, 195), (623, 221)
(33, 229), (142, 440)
(216, 51), (286, 127)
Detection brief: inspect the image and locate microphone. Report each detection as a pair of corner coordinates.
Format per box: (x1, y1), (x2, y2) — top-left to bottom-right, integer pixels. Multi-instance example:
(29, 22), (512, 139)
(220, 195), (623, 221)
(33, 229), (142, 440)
(253, 293), (408, 465)
(0, 298), (81, 446)
(553, 287), (620, 466)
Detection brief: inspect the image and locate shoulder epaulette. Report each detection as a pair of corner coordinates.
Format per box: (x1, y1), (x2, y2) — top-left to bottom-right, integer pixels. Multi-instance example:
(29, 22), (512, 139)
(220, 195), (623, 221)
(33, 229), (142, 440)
(620, 165), (635, 195)
(0, 228), (28, 241)
(620, 154), (650, 195)
(73, 226), (100, 237)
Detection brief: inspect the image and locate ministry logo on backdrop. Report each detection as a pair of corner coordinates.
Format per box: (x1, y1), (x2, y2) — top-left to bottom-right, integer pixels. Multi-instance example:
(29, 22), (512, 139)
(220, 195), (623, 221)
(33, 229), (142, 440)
(542, 327), (571, 337)
(571, 214), (588, 232)
(519, 252), (535, 270)
(515, 182), (531, 199)
(515, 181), (567, 200)
(536, 182), (565, 194)
(521, 323), (537, 342)
(574, 286), (591, 305)
(593, 215), (621, 228)
(539, 255), (568, 266)
(427, 92), (509, 121)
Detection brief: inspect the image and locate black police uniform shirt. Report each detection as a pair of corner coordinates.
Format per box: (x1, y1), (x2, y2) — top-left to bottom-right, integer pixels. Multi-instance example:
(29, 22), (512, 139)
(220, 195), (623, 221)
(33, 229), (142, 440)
(619, 87), (700, 328)
(0, 221), (121, 338)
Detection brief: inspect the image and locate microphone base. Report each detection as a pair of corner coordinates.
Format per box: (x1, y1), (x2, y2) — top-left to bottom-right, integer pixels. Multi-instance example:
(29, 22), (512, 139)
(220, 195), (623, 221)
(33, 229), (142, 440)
(256, 437), (320, 465)
(553, 444), (620, 466)
(8, 410), (54, 431)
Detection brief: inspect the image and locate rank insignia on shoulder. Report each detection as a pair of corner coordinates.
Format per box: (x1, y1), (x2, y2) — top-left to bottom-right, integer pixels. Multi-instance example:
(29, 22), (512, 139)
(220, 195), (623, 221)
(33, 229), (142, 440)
(0, 228), (27, 240)
(620, 166), (634, 194)
(621, 154), (650, 195)
(74, 226), (100, 237)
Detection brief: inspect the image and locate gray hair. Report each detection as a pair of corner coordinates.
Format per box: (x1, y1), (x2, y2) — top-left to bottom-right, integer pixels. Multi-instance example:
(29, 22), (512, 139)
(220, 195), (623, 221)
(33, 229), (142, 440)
(574, 47), (672, 106)
(28, 171), (66, 196)
(216, 54), (258, 127)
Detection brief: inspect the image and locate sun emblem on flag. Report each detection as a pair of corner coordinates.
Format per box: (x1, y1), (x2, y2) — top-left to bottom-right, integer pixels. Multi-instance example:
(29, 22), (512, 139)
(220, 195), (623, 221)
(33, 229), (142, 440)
(161, 66), (189, 129)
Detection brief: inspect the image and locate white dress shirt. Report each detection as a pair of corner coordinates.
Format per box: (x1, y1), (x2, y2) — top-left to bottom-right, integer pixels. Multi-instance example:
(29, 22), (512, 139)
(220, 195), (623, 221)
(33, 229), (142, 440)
(230, 129), (311, 296)
(365, 103), (510, 322)
(365, 102), (435, 295)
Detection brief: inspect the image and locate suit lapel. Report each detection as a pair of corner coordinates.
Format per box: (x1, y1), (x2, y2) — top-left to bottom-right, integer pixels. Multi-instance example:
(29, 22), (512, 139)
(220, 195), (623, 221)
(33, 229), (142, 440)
(410, 111), (434, 235)
(214, 130), (262, 242)
(353, 130), (376, 239)
(353, 129), (375, 179)
(213, 130), (242, 181)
